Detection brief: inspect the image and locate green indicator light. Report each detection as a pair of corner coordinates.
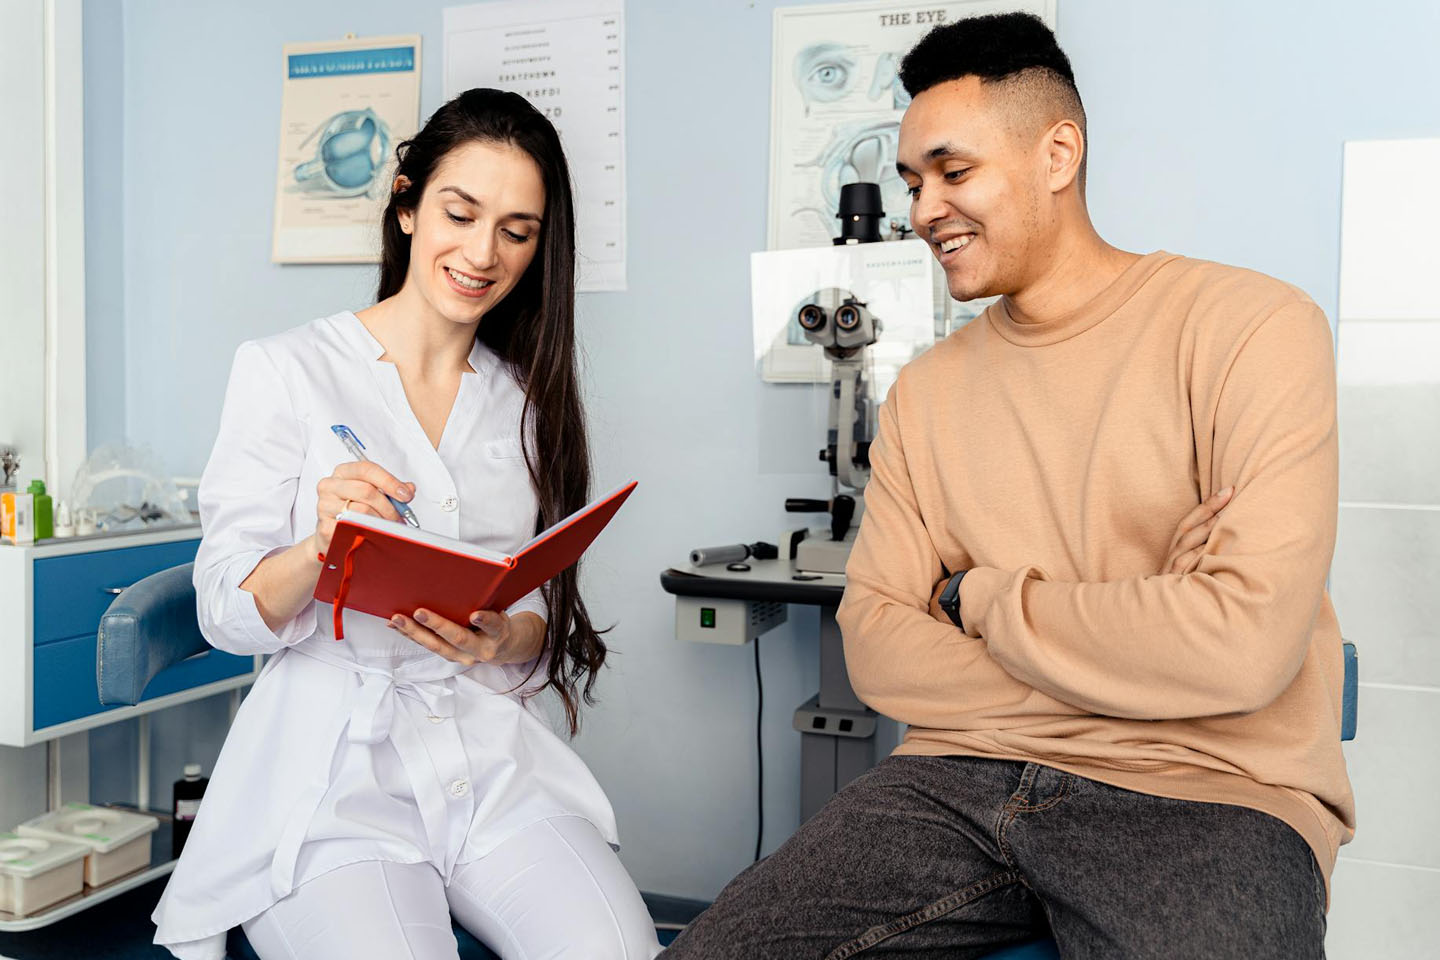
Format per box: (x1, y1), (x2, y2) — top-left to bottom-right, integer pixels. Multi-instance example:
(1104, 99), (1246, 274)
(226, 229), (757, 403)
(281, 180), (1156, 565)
(700, 607), (716, 628)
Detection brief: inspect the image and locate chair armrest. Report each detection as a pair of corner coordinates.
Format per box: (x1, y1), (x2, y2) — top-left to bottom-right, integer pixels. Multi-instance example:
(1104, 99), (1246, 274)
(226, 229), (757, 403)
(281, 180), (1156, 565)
(96, 562), (210, 706)
(1341, 641), (1358, 742)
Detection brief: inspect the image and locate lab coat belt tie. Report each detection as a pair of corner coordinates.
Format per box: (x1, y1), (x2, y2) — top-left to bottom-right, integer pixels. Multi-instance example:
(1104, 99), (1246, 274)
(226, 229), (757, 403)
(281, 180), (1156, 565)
(270, 646), (466, 898)
(346, 668), (456, 744)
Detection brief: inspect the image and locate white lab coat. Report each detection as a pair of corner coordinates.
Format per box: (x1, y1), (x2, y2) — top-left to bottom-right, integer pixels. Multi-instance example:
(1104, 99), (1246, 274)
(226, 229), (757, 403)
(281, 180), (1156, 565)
(152, 312), (617, 960)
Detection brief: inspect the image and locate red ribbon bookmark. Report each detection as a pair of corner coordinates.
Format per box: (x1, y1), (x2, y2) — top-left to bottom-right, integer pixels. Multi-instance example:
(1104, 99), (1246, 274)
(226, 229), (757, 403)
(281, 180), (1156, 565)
(331, 534), (366, 640)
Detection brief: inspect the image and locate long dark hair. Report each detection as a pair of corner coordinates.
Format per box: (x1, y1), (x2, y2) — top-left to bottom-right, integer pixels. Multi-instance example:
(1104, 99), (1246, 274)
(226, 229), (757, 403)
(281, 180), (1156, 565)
(377, 89), (603, 735)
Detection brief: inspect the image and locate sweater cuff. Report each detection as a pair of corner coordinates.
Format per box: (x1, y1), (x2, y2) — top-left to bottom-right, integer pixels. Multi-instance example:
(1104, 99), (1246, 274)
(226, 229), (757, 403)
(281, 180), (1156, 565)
(958, 566), (1010, 639)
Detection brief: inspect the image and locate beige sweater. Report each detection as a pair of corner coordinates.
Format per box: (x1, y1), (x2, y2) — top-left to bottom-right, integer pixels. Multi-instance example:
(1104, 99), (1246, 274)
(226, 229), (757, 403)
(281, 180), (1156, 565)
(837, 251), (1354, 883)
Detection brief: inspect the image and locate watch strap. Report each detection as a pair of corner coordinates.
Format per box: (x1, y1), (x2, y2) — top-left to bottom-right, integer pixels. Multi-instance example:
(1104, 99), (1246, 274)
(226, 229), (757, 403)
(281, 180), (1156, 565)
(940, 569), (967, 630)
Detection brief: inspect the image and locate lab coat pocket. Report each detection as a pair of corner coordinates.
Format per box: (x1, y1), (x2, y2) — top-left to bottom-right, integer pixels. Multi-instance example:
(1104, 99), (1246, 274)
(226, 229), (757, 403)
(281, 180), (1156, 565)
(484, 438), (526, 460)
(482, 438), (531, 489)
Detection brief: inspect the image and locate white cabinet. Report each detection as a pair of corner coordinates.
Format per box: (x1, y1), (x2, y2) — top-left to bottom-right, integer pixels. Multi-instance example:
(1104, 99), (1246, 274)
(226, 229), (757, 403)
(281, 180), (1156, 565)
(0, 527), (259, 748)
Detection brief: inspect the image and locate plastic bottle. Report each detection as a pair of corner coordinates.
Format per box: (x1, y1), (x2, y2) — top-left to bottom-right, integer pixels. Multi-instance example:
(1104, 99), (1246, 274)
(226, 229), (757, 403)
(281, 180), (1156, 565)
(2, 491), (33, 544)
(28, 481), (52, 540)
(53, 500), (74, 538)
(171, 763), (208, 857)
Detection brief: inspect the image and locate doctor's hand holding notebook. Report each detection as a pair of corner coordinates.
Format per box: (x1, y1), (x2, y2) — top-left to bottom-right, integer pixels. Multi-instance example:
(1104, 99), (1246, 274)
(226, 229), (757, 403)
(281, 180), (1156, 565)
(305, 423), (637, 657)
(309, 423), (463, 657)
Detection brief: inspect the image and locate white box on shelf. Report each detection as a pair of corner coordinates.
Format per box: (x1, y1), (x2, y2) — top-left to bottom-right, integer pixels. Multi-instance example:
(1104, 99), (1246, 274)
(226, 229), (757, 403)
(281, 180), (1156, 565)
(17, 803), (158, 887)
(0, 833), (88, 918)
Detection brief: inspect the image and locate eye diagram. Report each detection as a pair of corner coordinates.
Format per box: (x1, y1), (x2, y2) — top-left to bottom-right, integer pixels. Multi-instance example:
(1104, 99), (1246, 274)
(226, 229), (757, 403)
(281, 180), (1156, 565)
(868, 52), (911, 110)
(794, 43), (859, 112)
(292, 107), (392, 199)
(793, 120), (911, 240)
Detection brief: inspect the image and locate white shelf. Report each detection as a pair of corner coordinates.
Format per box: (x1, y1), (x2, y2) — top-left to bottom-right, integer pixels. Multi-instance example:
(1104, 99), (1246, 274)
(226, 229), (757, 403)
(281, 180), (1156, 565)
(0, 813), (176, 933)
(22, 671), (257, 748)
(0, 520), (200, 558)
(0, 861), (175, 933)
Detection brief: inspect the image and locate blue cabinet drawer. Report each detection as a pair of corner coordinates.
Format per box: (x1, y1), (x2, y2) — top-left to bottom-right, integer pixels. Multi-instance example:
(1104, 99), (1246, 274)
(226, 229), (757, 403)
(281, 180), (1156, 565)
(33, 540), (200, 645)
(33, 633), (251, 731)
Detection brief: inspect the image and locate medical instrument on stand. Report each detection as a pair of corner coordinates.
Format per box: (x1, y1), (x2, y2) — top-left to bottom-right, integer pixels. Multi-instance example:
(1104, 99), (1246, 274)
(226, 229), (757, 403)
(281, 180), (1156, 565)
(661, 175), (905, 837)
(689, 541), (779, 567)
(785, 495), (856, 547)
(783, 180), (887, 574)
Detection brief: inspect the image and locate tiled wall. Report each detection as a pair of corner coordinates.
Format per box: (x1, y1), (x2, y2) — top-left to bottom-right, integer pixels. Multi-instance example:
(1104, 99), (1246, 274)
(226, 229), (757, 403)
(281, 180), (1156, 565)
(1325, 138), (1440, 957)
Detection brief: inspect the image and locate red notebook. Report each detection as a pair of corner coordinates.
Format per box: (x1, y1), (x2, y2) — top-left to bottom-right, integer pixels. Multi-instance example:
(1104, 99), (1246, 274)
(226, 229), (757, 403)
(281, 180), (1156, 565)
(314, 481), (637, 639)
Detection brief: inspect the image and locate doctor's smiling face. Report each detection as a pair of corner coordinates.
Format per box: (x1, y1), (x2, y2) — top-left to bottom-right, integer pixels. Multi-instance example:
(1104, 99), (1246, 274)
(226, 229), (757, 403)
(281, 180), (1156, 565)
(394, 140), (545, 326)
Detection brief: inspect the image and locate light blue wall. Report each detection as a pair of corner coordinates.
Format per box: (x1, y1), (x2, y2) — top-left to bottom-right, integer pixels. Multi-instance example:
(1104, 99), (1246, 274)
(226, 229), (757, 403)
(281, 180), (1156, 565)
(1066, 0), (1440, 316)
(84, 0), (1440, 902)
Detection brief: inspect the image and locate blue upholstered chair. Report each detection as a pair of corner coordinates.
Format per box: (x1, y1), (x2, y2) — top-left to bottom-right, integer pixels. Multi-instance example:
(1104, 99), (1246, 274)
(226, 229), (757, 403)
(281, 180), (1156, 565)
(97, 563), (1359, 960)
(97, 563), (214, 707)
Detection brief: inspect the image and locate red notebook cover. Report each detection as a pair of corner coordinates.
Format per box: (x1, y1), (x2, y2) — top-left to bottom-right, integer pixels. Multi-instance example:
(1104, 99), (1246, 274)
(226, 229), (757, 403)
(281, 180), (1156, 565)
(314, 481), (637, 639)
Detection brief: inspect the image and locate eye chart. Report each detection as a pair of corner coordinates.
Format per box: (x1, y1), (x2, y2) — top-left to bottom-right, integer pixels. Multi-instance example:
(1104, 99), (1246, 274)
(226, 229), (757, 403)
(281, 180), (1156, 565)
(768, 0), (1054, 251)
(445, 0), (627, 292)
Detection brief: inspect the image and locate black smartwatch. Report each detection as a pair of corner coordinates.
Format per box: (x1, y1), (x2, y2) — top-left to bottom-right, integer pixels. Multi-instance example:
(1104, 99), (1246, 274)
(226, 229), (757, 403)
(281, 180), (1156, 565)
(938, 570), (968, 630)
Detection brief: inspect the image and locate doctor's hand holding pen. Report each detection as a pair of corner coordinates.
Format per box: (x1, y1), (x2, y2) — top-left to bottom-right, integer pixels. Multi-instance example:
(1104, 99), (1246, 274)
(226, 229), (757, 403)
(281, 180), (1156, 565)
(239, 461), (415, 634)
(311, 461), (416, 555)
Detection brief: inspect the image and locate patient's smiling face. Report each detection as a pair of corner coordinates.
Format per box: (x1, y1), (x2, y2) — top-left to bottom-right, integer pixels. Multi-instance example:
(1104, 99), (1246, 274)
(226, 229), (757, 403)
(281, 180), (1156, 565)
(396, 140), (546, 327)
(898, 72), (1088, 306)
(898, 77), (1045, 303)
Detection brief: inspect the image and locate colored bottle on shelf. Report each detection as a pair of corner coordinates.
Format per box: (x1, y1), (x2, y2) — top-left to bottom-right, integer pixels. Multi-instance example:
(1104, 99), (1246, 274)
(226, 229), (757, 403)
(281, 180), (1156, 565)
(2, 490), (34, 544)
(171, 763), (208, 857)
(28, 480), (52, 540)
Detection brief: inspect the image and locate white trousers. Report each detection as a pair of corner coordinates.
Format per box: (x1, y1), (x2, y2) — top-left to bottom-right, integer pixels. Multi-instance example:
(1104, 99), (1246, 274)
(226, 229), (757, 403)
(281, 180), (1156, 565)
(240, 816), (662, 960)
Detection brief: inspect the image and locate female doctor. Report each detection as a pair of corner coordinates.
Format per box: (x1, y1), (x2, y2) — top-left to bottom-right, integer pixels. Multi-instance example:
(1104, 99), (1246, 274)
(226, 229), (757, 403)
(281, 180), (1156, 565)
(152, 89), (661, 960)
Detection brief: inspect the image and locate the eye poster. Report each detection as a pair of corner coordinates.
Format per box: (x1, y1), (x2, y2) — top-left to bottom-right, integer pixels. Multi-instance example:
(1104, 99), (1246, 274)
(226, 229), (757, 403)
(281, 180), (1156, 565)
(271, 34), (422, 264)
(768, 0), (1054, 251)
(444, 0), (627, 293)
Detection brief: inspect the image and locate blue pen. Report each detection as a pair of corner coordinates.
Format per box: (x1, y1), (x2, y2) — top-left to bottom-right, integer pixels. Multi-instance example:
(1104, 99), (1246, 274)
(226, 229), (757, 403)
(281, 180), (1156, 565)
(330, 424), (422, 528)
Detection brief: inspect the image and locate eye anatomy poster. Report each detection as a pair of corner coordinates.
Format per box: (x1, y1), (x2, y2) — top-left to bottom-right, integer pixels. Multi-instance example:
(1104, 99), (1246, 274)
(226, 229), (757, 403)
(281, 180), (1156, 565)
(768, 0), (1054, 250)
(444, 0), (627, 293)
(271, 35), (422, 263)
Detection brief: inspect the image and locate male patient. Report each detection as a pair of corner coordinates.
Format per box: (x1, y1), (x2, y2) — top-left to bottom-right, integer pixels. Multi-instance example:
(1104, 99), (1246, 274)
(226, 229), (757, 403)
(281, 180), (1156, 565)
(665, 13), (1352, 959)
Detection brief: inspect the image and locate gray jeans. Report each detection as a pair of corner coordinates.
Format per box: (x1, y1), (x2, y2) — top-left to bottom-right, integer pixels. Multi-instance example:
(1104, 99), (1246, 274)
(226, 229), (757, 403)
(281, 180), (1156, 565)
(664, 756), (1325, 959)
